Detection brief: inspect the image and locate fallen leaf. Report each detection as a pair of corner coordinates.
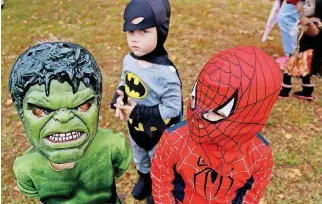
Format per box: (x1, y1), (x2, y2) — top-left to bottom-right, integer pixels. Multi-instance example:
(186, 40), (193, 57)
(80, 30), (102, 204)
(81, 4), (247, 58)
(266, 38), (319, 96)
(5, 99), (12, 106)
(292, 169), (302, 176)
(284, 133), (293, 139)
(267, 36), (274, 41)
(259, 197), (266, 204)
(287, 168), (303, 178)
(278, 194), (284, 198)
(16, 122), (22, 127)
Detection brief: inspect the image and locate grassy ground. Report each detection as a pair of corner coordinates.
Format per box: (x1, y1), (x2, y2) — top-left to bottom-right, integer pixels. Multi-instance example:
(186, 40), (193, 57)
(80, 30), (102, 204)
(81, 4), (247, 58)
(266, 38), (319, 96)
(1, 0), (321, 203)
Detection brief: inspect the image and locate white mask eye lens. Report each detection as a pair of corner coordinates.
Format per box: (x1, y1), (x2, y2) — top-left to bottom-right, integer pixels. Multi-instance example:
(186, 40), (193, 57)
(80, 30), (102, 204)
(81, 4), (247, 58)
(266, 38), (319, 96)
(203, 110), (226, 122)
(190, 81), (197, 109)
(202, 97), (235, 122)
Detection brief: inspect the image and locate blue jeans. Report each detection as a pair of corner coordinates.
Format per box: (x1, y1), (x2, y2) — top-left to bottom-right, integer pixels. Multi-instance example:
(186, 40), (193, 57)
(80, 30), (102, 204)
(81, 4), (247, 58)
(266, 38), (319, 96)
(277, 3), (300, 56)
(129, 134), (157, 174)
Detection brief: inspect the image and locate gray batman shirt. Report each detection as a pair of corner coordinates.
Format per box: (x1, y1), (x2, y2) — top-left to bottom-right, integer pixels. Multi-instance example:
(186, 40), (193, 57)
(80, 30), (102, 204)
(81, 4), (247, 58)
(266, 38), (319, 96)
(118, 54), (182, 121)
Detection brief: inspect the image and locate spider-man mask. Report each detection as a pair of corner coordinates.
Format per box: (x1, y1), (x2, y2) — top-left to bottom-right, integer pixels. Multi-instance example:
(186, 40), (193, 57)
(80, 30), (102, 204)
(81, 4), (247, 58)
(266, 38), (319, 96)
(188, 46), (282, 149)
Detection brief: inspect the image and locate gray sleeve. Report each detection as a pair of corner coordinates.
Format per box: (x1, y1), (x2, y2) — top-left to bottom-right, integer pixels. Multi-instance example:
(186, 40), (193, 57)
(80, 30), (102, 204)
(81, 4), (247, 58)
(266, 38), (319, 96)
(158, 78), (182, 120)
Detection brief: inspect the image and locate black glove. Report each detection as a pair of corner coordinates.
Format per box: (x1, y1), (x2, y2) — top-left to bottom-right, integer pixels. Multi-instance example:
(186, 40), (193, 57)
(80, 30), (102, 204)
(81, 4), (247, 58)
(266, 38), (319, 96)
(110, 86), (128, 109)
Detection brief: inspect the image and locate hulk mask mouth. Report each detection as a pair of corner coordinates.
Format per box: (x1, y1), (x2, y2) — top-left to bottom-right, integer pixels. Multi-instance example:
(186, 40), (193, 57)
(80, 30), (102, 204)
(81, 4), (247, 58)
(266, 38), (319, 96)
(45, 131), (85, 143)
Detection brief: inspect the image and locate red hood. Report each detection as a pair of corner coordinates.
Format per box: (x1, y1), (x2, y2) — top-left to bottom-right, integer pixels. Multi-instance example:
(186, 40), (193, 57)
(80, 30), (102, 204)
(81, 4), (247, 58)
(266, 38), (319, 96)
(187, 46), (282, 150)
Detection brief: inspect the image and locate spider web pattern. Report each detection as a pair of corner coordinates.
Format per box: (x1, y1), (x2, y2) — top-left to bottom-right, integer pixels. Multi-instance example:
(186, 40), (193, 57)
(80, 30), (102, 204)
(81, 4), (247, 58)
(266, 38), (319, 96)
(152, 46), (279, 203)
(187, 46), (281, 150)
(151, 124), (273, 204)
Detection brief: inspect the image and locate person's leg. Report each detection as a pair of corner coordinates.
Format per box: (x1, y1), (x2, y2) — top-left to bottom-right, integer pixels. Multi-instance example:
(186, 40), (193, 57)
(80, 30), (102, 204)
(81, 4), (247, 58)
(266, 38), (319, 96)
(129, 136), (153, 200)
(279, 73), (293, 98)
(294, 75), (314, 101)
(148, 144), (157, 161)
(277, 3), (300, 56)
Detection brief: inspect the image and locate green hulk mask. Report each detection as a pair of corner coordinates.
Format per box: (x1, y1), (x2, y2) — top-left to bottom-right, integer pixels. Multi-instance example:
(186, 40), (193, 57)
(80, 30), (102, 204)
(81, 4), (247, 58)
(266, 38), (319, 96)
(9, 42), (102, 164)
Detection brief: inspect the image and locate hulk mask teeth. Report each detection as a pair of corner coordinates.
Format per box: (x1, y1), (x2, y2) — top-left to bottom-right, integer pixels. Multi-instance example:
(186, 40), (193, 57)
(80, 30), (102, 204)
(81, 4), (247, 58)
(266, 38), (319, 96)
(46, 131), (85, 143)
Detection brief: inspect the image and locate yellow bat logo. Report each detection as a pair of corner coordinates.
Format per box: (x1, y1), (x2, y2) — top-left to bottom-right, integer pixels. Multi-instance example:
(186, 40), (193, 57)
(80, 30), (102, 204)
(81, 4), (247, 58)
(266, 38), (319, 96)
(128, 118), (171, 132)
(125, 72), (147, 99)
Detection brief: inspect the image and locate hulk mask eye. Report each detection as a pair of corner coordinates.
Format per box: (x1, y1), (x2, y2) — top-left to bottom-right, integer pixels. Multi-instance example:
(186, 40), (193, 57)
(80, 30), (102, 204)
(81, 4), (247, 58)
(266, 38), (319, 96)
(78, 103), (91, 112)
(32, 108), (51, 117)
(77, 97), (95, 112)
(29, 103), (53, 117)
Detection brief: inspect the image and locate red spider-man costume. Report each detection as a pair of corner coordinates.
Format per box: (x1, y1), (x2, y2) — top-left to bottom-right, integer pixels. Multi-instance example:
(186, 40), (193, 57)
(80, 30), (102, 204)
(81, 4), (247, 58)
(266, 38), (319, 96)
(151, 46), (282, 203)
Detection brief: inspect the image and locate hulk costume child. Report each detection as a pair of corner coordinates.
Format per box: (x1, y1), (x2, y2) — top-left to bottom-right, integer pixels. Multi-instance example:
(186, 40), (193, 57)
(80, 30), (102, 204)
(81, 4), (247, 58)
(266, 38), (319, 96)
(9, 42), (132, 204)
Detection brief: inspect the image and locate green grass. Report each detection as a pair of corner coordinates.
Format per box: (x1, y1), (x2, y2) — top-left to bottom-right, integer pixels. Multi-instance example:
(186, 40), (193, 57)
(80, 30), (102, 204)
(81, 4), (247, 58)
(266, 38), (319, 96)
(2, 0), (322, 203)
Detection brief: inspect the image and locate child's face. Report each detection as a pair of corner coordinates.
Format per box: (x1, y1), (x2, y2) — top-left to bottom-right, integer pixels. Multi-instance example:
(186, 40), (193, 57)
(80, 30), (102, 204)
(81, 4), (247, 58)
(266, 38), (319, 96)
(303, 0), (316, 17)
(126, 27), (157, 57)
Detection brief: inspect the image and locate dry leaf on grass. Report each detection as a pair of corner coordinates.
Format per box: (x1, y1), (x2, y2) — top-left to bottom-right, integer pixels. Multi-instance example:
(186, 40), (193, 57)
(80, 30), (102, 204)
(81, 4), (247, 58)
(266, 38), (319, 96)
(259, 197), (266, 204)
(267, 36), (275, 41)
(287, 168), (303, 178)
(5, 98), (12, 106)
(284, 133), (293, 139)
(16, 122), (22, 127)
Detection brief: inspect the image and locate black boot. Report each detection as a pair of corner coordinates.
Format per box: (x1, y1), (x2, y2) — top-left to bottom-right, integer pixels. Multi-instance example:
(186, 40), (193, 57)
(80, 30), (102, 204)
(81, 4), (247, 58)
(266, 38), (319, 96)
(279, 73), (292, 98)
(294, 84), (314, 101)
(278, 83), (293, 98)
(132, 171), (152, 200)
(146, 194), (154, 204)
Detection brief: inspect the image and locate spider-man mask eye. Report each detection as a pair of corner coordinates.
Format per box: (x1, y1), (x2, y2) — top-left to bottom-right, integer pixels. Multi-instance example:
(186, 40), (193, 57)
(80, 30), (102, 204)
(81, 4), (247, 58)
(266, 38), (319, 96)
(202, 90), (237, 123)
(190, 81), (197, 110)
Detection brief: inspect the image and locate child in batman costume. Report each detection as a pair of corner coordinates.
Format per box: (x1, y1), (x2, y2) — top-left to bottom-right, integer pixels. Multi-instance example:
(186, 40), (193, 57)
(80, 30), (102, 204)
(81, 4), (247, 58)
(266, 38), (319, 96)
(151, 46), (282, 203)
(9, 42), (132, 204)
(110, 0), (182, 202)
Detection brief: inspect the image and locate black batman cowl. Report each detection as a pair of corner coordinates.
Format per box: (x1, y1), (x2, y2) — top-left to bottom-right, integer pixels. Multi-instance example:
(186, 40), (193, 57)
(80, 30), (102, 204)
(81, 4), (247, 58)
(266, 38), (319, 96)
(123, 0), (173, 66)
